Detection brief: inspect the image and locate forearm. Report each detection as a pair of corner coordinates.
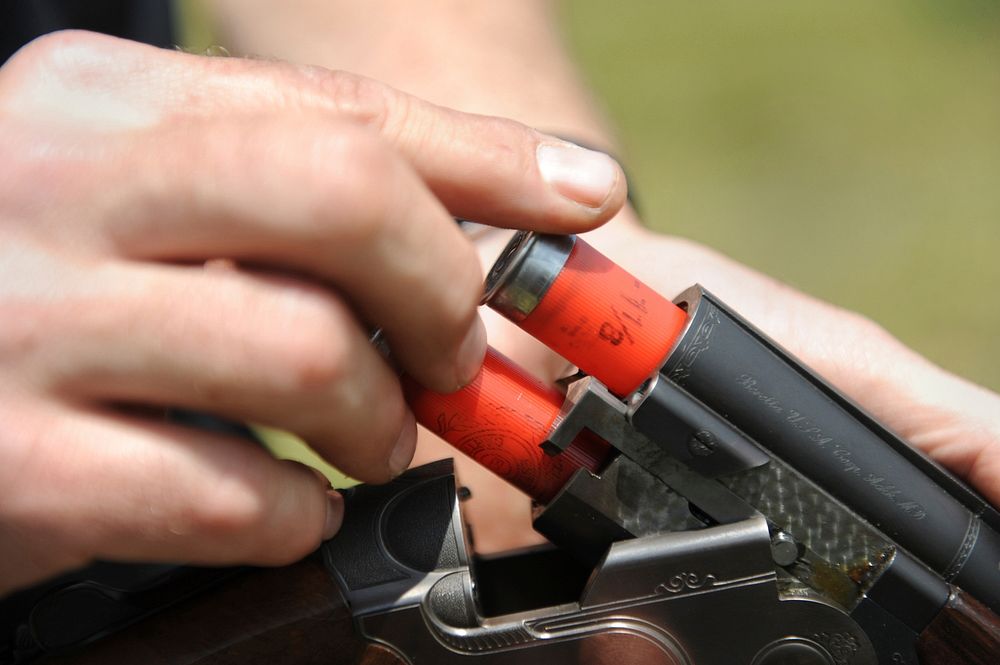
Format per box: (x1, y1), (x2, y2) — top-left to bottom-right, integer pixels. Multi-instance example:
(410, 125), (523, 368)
(205, 0), (617, 150)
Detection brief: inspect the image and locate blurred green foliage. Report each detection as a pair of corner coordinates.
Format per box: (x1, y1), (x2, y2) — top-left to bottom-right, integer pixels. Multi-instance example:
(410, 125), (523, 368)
(562, 1), (1000, 390)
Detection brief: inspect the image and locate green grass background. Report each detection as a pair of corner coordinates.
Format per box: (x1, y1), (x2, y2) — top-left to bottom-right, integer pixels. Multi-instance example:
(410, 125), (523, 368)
(562, 1), (999, 391)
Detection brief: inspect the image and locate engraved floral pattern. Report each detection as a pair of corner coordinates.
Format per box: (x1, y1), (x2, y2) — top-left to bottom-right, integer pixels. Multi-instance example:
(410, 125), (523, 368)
(810, 631), (859, 665)
(655, 572), (719, 594)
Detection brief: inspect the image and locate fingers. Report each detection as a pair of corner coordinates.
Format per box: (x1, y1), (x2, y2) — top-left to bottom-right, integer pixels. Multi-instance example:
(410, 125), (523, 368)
(3, 31), (627, 232)
(259, 64), (629, 229)
(274, 63), (629, 228)
(0, 399), (343, 583)
(87, 116), (485, 393)
(36, 258), (416, 484)
(4, 31), (625, 393)
(365, 98), (628, 229)
(0, 29), (631, 590)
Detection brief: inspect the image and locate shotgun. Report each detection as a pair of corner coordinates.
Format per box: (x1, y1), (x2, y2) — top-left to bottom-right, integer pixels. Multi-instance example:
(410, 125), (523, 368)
(7, 232), (1000, 664)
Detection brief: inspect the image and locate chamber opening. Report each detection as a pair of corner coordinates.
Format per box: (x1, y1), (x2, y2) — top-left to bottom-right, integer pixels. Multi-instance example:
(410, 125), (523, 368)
(473, 544), (592, 617)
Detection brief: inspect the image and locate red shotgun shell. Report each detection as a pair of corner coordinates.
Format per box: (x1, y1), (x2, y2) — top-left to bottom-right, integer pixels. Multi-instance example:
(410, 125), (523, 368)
(403, 347), (608, 504)
(485, 233), (688, 397)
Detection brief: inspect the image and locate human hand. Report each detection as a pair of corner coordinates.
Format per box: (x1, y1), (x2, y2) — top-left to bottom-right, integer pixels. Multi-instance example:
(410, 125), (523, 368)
(422, 213), (1000, 552)
(0, 31), (627, 593)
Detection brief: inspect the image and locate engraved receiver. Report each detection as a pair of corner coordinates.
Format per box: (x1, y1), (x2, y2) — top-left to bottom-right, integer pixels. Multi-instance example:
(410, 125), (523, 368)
(325, 232), (1000, 665)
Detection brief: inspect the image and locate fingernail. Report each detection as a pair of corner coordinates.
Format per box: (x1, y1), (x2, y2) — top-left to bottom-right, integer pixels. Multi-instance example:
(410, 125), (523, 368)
(388, 409), (417, 477)
(322, 490), (344, 540)
(537, 142), (620, 208)
(456, 315), (487, 387)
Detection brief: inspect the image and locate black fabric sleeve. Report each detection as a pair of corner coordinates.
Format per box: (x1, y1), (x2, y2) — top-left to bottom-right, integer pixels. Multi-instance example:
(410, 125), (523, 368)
(2, 0), (175, 64)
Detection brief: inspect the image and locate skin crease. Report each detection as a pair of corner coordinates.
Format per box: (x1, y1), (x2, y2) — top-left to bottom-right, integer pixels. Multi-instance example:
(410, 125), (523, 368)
(0, 1), (997, 599)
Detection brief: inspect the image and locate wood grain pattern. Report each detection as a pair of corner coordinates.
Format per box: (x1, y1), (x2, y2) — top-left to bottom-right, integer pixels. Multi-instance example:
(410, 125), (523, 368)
(42, 555), (403, 665)
(917, 589), (1000, 665)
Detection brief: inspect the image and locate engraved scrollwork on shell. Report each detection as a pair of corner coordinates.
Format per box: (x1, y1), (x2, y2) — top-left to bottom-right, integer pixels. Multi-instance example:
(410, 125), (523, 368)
(655, 572), (719, 595)
(810, 631), (859, 665)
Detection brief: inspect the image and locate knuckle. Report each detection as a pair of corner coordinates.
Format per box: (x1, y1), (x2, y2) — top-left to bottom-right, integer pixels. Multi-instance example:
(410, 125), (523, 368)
(198, 279), (358, 401)
(283, 331), (352, 395)
(263, 295), (355, 395)
(305, 68), (394, 131)
(3, 30), (114, 81)
(6, 30), (84, 66)
(479, 116), (529, 164)
(0, 30), (157, 128)
(184, 476), (269, 537)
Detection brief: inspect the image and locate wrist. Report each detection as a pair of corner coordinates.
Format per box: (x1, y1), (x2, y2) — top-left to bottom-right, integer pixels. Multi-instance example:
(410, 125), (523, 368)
(208, 1), (617, 148)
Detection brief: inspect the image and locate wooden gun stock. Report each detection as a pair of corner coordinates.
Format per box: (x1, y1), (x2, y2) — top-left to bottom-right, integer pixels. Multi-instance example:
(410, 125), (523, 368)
(918, 590), (1000, 665)
(40, 555), (400, 665)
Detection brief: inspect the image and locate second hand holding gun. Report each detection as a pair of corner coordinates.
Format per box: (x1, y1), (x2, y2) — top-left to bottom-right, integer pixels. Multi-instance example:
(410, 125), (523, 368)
(326, 232), (1000, 665)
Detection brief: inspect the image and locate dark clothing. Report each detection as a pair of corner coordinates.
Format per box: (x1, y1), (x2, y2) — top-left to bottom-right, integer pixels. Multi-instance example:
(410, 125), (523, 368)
(2, 0), (174, 64)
